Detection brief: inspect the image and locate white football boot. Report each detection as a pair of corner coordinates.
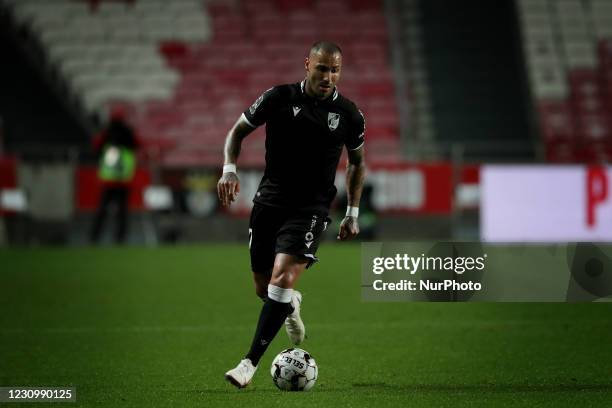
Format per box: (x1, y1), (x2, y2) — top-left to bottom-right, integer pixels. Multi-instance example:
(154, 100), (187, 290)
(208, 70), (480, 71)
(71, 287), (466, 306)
(224, 359), (257, 389)
(285, 290), (305, 345)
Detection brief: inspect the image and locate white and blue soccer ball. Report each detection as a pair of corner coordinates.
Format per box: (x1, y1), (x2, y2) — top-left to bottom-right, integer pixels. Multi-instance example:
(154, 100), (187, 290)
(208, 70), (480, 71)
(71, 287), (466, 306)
(270, 348), (318, 391)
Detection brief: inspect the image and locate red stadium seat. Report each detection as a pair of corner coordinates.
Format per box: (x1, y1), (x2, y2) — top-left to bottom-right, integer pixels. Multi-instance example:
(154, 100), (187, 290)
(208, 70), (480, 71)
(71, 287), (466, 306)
(526, 13), (612, 163)
(97, 0), (398, 166)
(574, 142), (612, 163)
(537, 102), (575, 142)
(349, 0), (383, 11)
(598, 39), (612, 70)
(159, 42), (188, 59)
(545, 140), (576, 162)
(359, 83), (395, 98)
(276, 0), (315, 12)
(574, 114), (612, 141)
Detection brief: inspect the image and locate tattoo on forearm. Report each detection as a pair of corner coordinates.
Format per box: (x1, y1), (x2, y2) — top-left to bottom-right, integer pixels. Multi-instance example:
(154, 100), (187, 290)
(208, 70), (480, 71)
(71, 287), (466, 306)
(224, 120), (253, 164)
(346, 161), (365, 208)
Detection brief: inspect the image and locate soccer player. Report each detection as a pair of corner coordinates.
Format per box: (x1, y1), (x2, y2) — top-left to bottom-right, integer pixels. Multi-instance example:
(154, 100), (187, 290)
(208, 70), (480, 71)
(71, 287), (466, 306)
(218, 41), (366, 388)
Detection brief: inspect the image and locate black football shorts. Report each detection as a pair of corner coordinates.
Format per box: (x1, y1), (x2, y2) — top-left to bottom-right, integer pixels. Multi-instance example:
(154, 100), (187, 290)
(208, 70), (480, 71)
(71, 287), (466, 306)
(249, 203), (331, 273)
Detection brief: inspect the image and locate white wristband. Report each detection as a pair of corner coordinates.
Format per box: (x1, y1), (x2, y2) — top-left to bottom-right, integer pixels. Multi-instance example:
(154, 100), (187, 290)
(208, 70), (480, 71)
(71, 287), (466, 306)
(346, 206), (359, 217)
(223, 164), (237, 174)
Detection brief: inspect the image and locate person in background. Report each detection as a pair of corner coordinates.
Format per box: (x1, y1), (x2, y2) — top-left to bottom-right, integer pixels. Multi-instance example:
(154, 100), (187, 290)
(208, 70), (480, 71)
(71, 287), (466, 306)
(90, 107), (140, 244)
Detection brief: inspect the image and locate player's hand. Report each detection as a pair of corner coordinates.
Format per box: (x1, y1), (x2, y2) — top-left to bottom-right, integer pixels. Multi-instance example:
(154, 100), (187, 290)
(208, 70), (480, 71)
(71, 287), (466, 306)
(337, 216), (359, 240)
(217, 172), (240, 207)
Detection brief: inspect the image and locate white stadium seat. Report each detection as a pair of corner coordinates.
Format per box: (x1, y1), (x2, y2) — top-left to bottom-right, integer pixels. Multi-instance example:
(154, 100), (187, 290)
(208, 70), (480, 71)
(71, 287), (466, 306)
(8, 0), (210, 114)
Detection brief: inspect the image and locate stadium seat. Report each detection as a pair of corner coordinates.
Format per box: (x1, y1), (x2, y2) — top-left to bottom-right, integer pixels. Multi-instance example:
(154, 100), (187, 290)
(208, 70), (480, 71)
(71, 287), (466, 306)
(8, 0), (397, 166)
(519, 0), (612, 162)
(575, 142), (612, 162)
(537, 101), (575, 142)
(575, 114), (612, 141)
(545, 140), (576, 162)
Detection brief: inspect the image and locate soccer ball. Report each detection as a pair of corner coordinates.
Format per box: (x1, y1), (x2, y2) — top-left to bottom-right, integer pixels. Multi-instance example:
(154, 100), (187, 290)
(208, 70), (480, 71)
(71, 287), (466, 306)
(270, 348), (318, 391)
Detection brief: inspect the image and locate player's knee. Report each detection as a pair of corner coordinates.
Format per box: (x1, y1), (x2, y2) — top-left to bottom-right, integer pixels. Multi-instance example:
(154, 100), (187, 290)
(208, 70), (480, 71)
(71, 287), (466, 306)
(271, 262), (303, 288)
(270, 272), (291, 288)
(270, 265), (292, 288)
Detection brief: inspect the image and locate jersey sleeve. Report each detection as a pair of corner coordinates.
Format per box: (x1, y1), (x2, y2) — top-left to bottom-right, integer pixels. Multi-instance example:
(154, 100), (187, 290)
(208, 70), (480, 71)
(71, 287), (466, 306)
(345, 106), (365, 151)
(242, 87), (282, 128)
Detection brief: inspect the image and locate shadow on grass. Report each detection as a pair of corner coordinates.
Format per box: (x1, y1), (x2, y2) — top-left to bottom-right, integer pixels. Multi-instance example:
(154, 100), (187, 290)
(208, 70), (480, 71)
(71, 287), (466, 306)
(189, 382), (612, 395)
(350, 382), (612, 393)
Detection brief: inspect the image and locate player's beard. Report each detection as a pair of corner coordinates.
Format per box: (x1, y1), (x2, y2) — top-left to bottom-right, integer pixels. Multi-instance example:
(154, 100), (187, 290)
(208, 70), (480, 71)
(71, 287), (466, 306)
(318, 83), (332, 97)
(307, 79), (333, 99)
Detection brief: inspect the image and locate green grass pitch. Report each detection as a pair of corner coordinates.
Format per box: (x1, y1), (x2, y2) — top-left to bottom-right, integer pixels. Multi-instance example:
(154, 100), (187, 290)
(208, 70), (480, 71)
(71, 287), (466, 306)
(1, 244), (612, 407)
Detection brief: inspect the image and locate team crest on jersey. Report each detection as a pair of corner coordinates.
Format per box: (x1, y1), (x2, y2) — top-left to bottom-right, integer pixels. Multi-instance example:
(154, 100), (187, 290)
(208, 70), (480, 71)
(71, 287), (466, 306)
(328, 112), (340, 131)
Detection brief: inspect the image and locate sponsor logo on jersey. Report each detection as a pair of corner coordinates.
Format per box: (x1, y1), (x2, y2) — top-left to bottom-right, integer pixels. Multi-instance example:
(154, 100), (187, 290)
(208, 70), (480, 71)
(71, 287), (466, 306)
(249, 93), (264, 115)
(305, 214), (317, 247)
(249, 88), (272, 115)
(293, 106), (301, 116)
(328, 112), (340, 131)
(358, 109), (366, 138)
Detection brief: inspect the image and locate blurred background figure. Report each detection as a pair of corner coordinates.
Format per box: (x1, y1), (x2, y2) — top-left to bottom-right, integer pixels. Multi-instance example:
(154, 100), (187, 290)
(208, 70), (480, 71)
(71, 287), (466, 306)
(90, 107), (140, 244)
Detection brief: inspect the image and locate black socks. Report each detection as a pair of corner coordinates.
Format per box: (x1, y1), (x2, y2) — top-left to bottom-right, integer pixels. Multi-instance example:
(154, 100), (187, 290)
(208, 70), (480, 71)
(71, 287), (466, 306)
(245, 297), (292, 366)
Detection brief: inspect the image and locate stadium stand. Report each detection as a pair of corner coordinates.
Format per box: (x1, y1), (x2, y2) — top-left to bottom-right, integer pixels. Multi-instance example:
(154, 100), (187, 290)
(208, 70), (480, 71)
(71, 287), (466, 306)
(3, 0), (399, 166)
(410, 0), (532, 161)
(0, 6), (89, 150)
(518, 0), (612, 162)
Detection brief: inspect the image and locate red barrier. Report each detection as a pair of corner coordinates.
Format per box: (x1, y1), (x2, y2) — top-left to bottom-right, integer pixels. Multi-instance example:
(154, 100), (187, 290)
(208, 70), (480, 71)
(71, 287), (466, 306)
(366, 162), (453, 214)
(0, 156), (17, 216)
(76, 166), (151, 211)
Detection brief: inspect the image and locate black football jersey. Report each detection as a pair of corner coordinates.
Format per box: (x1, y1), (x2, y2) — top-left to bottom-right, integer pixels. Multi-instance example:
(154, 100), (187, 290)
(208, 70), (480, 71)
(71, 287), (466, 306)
(242, 80), (365, 214)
